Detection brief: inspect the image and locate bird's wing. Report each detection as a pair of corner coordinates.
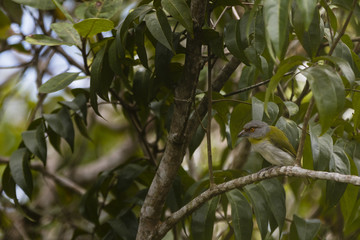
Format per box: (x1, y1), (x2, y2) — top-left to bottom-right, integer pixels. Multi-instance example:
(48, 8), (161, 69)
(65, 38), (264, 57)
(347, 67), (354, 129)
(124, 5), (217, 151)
(268, 126), (297, 158)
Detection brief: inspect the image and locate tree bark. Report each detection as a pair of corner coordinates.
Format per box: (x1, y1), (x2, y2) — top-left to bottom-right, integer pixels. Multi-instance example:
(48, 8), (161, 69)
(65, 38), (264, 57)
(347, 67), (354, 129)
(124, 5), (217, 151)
(136, 0), (207, 239)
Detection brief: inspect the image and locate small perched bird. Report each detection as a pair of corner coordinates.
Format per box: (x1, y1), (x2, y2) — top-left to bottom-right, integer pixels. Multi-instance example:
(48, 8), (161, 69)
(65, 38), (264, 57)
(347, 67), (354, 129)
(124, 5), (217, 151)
(238, 120), (297, 166)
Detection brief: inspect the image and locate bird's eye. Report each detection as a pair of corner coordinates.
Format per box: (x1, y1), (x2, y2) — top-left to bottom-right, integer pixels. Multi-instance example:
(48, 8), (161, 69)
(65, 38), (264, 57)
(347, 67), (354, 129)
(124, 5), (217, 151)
(250, 127), (255, 132)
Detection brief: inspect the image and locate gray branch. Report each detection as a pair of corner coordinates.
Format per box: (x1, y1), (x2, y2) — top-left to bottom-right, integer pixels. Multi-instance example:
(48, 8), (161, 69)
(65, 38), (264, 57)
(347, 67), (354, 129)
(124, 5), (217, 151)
(155, 166), (360, 239)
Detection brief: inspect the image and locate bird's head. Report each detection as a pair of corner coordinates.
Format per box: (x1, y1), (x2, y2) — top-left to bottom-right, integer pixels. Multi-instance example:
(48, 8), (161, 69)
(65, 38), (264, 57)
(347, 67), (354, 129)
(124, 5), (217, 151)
(238, 120), (270, 139)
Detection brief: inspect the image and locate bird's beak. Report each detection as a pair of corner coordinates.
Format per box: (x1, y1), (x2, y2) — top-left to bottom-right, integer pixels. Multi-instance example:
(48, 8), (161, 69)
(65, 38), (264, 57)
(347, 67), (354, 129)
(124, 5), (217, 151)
(238, 129), (246, 138)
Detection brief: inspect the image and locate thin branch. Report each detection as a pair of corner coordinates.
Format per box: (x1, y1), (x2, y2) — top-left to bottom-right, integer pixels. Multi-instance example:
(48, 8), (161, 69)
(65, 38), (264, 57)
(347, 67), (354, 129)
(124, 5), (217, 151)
(212, 6), (229, 29)
(212, 99), (251, 105)
(223, 79), (270, 97)
(53, 46), (86, 73)
(207, 42), (214, 188)
(295, 97), (315, 165)
(154, 165), (360, 239)
(328, 0), (357, 56)
(0, 158), (85, 195)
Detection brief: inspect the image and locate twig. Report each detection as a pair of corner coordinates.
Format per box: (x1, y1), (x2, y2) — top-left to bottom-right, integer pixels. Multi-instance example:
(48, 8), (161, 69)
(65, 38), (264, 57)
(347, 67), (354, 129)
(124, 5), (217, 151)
(223, 79), (270, 97)
(295, 97), (315, 165)
(0, 158), (85, 195)
(212, 99), (251, 105)
(81, 37), (91, 75)
(154, 165), (360, 239)
(328, 0), (357, 56)
(207, 43), (215, 188)
(212, 6), (229, 29)
(53, 46), (86, 73)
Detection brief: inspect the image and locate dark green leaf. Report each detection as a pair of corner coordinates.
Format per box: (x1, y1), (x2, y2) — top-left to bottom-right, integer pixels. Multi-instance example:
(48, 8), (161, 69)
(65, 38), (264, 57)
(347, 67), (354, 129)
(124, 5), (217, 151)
(230, 103), (252, 147)
(25, 34), (72, 46)
(74, 114), (91, 140)
(22, 123), (47, 165)
(2, 0), (23, 25)
(189, 117), (206, 156)
(47, 126), (61, 154)
(263, 0), (291, 59)
(321, 0), (337, 32)
(74, 18), (114, 38)
(326, 145), (350, 207)
(51, 22), (81, 46)
(39, 72), (80, 93)
(294, 0), (317, 31)
(283, 101), (299, 117)
(226, 189), (253, 240)
(275, 117), (299, 150)
(90, 44), (114, 113)
(12, 0), (56, 10)
(314, 56), (355, 85)
(135, 23), (149, 69)
(60, 93), (88, 123)
(290, 215), (321, 240)
(260, 179), (285, 232)
(133, 69), (151, 106)
(245, 184), (269, 240)
(9, 148), (32, 198)
(2, 165), (16, 199)
(353, 86), (360, 131)
(224, 20), (249, 64)
(191, 196), (220, 240)
(118, 5), (153, 45)
(293, 7), (323, 58)
(309, 122), (332, 171)
(144, 10), (174, 52)
(43, 107), (75, 151)
(161, 0), (193, 37)
(302, 65), (345, 134)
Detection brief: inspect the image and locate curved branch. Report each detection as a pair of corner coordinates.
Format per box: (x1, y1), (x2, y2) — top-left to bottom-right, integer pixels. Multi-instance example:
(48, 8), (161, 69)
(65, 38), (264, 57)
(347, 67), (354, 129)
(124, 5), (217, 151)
(154, 166), (360, 239)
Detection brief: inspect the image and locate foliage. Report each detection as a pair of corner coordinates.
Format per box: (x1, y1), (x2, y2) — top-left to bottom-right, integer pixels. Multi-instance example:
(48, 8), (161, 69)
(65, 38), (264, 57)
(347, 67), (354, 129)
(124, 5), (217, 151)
(0, 0), (360, 239)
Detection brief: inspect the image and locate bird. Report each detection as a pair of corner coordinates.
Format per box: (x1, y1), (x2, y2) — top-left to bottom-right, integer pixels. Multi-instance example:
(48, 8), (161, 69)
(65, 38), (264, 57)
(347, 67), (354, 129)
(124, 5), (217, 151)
(238, 120), (297, 166)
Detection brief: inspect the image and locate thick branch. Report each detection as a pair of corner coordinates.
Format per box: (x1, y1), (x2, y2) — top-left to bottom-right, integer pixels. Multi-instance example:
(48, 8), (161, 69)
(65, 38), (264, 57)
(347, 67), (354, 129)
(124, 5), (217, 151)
(155, 166), (360, 239)
(136, 0), (207, 238)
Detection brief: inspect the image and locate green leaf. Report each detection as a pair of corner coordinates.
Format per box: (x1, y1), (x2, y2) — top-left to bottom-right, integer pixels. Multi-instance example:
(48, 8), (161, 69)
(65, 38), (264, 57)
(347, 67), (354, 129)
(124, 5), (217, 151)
(11, 0), (56, 10)
(294, 0), (317, 31)
(51, 0), (74, 23)
(9, 148), (32, 198)
(264, 55), (307, 111)
(252, 96), (264, 121)
(161, 0), (193, 37)
(321, 0), (337, 33)
(314, 56), (355, 86)
(353, 86), (360, 131)
(245, 184), (269, 240)
(284, 101), (299, 117)
(224, 20), (249, 64)
(263, 0), (291, 59)
(51, 22), (81, 46)
(260, 179), (285, 232)
(302, 65), (345, 134)
(293, 6), (323, 58)
(22, 123), (47, 165)
(74, 18), (114, 38)
(309, 122), (332, 171)
(133, 68), (151, 106)
(289, 215), (321, 240)
(275, 117), (299, 150)
(43, 107), (75, 151)
(191, 196), (220, 240)
(2, 165), (16, 199)
(2, 0), (23, 25)
(0, 9), (11, 39)
(226, 189), (253, 240)
(135, 23), (149, 69)
(90, 43), (114, 113)
(144, 10), (174, 52)
(39, 72), (80, 93)
(60, 93), (88, 123)
(230, 103), (252, 148)
(25, 34), (72, 46)
(326, 145), (350, 207)
(84, 0), (122, 19)
(118, 5), (153, 44)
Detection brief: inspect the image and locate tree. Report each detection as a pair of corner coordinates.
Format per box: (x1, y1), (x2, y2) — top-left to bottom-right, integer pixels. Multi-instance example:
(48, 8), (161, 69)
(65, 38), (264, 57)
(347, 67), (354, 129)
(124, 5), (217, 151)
(1, 0), (360, 239)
